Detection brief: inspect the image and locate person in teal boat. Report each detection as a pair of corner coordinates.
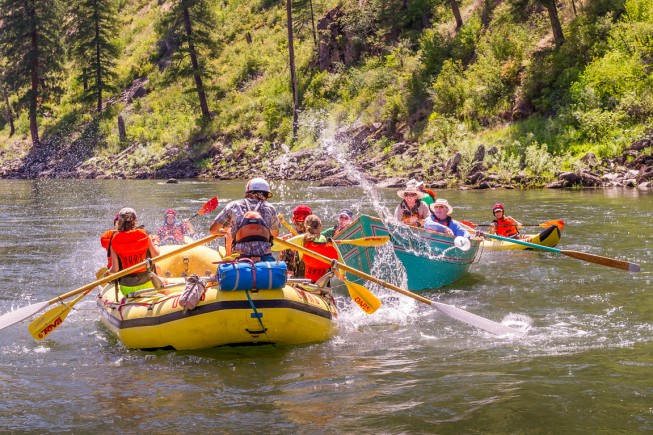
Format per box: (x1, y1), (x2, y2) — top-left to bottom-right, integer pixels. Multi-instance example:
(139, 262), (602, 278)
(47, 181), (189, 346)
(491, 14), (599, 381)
(395, 180), (429, 227)
(424, 199), (471, 238)
(156, 209), (195, 245)
(322, 208), (354, 238)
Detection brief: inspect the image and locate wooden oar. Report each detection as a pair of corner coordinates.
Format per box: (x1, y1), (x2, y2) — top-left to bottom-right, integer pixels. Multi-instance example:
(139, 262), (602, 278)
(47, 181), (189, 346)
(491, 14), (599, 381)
(0, 234), (220, 332)
(472, 220), (566, 230)
(481, 232), (640, 272)
(274, 237), (524, 336)
(189, 197), (219, 220)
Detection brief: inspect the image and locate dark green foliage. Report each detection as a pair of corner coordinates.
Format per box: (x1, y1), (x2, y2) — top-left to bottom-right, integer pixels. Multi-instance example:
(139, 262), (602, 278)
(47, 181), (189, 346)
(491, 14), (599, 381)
(157, 0), (218, 118)
(68, 0), (120, 112)
(0, 0), (65, 145)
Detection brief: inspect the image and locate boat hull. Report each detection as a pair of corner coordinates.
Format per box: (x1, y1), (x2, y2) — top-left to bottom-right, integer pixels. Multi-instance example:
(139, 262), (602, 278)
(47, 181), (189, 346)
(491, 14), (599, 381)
(97, 243), (337, 350)
(334, 215), (480, 291)
(480, 224), (561, 251)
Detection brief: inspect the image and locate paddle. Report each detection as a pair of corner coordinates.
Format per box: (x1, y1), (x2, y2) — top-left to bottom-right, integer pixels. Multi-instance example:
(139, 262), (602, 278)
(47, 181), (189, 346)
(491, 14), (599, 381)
(189, 197), (219, 220)
(278, 214), (298, 236)
(471, 219), (566, 230)
(0, 234), (221, 332)
(274, 237), (524, 336)
(480, 232), (640, 272)
(331, 239), (382, 314)
(278, 213), (389, 247)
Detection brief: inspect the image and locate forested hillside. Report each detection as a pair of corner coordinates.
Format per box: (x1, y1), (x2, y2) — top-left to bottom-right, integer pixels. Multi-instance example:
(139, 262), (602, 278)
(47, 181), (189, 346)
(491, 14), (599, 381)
(0, 0), (652, 187)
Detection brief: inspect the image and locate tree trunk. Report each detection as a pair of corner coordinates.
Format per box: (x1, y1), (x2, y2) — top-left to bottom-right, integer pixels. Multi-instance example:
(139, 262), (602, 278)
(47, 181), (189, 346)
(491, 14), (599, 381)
(118, 115), (126, 141)
(94, 0), (103, 112)
(29, 0), (40, 146)
(570, 0), (577, 16)
(543, 0), (564, 47)
(182, 5), (211, 118)
(286, 0), (299, 138)
(3, 86), (15, 137)
(450, 0), (463, 29)
(309, 0), (317, 49)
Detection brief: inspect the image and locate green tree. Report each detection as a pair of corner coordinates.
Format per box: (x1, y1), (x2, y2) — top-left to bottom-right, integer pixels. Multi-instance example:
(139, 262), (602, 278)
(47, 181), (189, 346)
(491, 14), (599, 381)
(158, 0), (217, 119)
(0, 0), (65, 146)
(68, 0), (120, 112)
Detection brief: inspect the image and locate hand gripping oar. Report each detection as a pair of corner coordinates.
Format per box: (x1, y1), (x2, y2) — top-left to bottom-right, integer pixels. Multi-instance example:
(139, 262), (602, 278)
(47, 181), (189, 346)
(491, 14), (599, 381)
(0, 234), (220, 333)
(189, 197), (219, 220)
(480, 232), (640, 272)
(274, 237), (524, 336)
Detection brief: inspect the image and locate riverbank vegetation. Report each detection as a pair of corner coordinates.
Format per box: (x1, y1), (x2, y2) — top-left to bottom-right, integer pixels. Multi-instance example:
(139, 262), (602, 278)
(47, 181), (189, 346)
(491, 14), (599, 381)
(0, 0), (652, 185)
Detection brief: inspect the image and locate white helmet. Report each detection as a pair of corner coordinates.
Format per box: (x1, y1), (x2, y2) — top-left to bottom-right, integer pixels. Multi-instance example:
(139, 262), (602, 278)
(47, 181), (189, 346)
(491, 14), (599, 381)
(245, 177), (272, 197)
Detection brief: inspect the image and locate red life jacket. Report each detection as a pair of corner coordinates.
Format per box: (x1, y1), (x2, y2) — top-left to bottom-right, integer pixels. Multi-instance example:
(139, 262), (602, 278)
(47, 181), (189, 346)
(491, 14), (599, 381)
(100, 229), (116, 268)
(111, 228), (150, 273)
(494, 217), (519, 237)
(303, 240), (339, 283)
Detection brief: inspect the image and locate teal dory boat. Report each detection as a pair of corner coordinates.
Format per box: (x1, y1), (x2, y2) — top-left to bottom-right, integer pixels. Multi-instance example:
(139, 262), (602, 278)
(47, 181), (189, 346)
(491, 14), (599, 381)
(333, 215), (481, 291)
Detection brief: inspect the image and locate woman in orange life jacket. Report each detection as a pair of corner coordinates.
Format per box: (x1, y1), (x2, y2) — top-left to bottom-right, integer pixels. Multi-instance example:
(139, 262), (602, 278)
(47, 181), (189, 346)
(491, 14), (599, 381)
(394, 180), (429, 227)
(274, 214), (339, 283)
(279, 205), (312, 278)
(489, 203), (531, 241)
(209, 177), (280, 261)
(104, 207), (167, 296)
(99, 213), (119, 268)
(156, 209), (195, 245)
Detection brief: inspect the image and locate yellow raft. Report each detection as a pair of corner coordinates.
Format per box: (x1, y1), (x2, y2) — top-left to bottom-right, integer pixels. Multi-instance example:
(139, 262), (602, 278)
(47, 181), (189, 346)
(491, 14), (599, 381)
(97, 243), (338, 350)
(480, 224), (562, 251)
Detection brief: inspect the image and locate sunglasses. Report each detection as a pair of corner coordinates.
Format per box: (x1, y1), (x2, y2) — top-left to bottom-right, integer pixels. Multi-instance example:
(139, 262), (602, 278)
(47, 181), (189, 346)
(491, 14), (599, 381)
(404, 193), (417, 197)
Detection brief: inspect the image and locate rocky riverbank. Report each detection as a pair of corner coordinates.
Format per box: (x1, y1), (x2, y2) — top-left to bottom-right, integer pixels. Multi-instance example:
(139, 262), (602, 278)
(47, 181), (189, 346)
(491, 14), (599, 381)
(1, 124), (652, 190)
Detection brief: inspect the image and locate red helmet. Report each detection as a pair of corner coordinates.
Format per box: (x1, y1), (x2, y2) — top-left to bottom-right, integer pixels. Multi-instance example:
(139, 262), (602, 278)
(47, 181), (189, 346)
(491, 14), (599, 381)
(165, 209), (176, 216)
(292, 205), (312, 222)
(492, 203), (504, 213)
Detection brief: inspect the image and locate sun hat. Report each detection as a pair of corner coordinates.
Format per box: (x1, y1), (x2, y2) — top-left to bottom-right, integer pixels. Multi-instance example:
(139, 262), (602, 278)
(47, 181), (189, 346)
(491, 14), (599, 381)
(338, 208), (354, 219)
(429, 198), (453, 215)
(396, 180), (426, 199)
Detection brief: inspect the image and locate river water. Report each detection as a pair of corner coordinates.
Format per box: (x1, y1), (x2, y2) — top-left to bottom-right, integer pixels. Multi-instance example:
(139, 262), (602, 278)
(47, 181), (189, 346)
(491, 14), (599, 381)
(0, 179), (651, 433)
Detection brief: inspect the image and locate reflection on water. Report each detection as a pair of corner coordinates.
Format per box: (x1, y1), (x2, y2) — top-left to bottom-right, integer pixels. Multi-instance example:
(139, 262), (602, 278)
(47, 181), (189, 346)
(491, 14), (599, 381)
(0, 180), (652, 432)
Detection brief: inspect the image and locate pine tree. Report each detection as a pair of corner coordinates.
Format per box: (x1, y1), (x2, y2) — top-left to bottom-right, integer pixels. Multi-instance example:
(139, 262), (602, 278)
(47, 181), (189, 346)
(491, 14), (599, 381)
(0, 0), (65, 146)
(158, 0), (217, 119)
(68, 0), (120, 112)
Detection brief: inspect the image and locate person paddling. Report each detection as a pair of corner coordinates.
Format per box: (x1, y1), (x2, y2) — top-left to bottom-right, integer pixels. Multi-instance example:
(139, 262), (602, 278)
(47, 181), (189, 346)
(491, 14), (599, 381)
(156, 209), (195, 245)
(489, 203), (531, 240)
(276, 214), (339, 283)
(209, 177), (280, 261)
(280, 205), (312, 278)
(104, 208), (167, 296)
(322, 208), (355, 238)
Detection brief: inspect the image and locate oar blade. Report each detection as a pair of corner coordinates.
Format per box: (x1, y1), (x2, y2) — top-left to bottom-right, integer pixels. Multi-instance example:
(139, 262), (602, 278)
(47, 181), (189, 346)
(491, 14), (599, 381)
(336, 236), (390, 247)
(432, 302), (526, 336)
(561, 250), (641, 272)
(344, 280), (381, 314)
(198, 197), (219, 215)
(540, 219), (565, 230)
(0, 301), (50, 331)
(28, 304), (73, 340)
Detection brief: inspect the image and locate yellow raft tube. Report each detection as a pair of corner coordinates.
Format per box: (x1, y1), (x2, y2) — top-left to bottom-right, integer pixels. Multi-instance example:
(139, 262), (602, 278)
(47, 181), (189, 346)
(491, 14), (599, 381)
(97, 242), (338, 350)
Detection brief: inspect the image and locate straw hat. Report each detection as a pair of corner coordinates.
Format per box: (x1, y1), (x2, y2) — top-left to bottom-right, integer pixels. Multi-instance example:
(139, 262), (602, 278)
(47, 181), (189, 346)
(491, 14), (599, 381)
(396, 180), (425, 199)
(429, 198), (453, 215)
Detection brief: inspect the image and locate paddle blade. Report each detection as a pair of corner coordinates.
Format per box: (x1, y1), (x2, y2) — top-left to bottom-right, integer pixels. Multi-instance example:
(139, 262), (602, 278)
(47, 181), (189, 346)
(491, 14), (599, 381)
(540, 219), (565, 230)
(0, 301), (49, 331)
(432, 301), (527, 336)
(336, 236), (390, 247)
(28, 304), (73, 340)
(344, 280), (381, 314)
(198, 197), (219, 215)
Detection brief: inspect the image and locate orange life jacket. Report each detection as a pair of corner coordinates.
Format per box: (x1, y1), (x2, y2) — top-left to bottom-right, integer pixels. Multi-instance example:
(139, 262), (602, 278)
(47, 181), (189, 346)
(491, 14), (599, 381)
(100, 229), (116, 268)
(233, 216), (271, 247)
(303, 240), (339, 283)
(494, 217), (519, 237)
(111, 228), (150, 273)
(399, 200), (424, 224)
